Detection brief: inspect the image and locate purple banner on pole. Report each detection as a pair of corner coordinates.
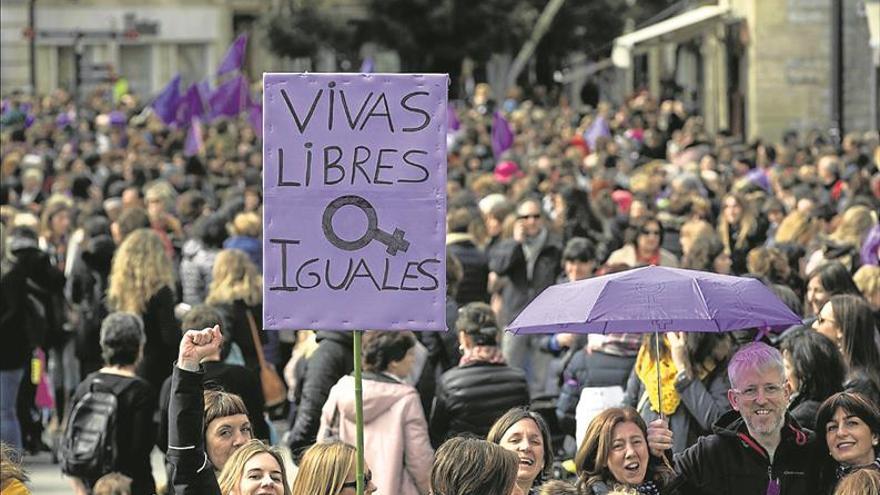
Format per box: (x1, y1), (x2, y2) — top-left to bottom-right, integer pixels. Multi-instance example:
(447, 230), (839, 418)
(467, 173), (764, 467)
(262, 73), (448, 332)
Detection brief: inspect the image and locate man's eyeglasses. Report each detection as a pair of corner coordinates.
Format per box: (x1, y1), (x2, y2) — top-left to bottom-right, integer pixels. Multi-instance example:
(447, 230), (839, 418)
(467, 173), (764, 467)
(517, 214), (541, 221)
(733, 383), (785, 400)
(341, 471), (372, 489)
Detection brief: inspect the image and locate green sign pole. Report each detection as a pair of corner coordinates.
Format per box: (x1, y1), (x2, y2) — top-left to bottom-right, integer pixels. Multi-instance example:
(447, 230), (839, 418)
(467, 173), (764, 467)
(353, 330), (365, 495)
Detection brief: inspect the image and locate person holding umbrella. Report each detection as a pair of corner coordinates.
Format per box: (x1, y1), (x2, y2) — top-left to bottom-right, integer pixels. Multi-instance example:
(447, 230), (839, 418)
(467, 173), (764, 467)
(624, 332), (734, 453)
(646, 342), (819, 495)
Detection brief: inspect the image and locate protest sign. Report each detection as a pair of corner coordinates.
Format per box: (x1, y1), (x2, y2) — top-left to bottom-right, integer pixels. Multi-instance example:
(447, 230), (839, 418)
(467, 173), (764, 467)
(263, 73), (448, 332)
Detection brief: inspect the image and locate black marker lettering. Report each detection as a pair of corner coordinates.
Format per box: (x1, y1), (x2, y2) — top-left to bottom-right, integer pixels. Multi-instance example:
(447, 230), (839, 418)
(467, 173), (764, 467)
(399, 261), (421, 291)
(381, 258), (400, 291)
(351, 146), (372, 185)
(346, 258), (381, 291)
(280, 88), (322, 133)
(327, 82), (336, 131)
(360, 93), (395, 132)
(276, 148), (301, 187)
(417, 258), (441, 290)
(400, 149), (430, 183)
(373, 148), (397, 185)
(401, 91), (431, 132)
(341, 91), (374, 130)
(304, 142), (313, 187)
(325, 258), (352, 290)
(268, 239), (300, 291)
(295, 258), (321, 289)
(323, 145), (344, 185)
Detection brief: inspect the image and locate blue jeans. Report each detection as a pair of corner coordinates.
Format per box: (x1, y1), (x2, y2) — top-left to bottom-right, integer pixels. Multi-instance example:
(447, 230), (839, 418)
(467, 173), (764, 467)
(0, 367), (25, 449)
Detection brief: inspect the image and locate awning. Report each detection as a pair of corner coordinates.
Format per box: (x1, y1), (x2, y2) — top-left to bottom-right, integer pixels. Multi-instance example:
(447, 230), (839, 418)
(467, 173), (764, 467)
(612, 5), (730, 68)
(867, 0), (879, 65)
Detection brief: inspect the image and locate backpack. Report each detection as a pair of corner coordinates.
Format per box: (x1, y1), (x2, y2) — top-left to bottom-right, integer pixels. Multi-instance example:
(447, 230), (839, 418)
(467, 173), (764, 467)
(60, 376), (133, 482)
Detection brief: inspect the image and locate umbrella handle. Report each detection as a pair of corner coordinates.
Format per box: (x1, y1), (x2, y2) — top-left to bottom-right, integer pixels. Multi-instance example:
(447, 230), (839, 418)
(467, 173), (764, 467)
(655, 332), (664, 420)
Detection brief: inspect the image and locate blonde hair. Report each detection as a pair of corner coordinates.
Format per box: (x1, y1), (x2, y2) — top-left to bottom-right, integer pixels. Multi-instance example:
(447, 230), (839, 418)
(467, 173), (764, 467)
(853, 265), (880, 300)
(218, 440), (291, 495)
(107, 228), (174, 314)
(1, 443), (29, 487)
(206, 249), (262, 306)
(830, 205), (878, 249)
(774, 210), (816, 246)
(291, 442), (355, 495)
(229, 212), (261, 238)
(833, 468), (880, 495)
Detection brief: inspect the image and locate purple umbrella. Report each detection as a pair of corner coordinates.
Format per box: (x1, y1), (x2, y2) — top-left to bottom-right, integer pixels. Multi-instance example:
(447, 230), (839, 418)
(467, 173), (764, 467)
(508, 266), (800, 334)
(507, 265), (802, 414)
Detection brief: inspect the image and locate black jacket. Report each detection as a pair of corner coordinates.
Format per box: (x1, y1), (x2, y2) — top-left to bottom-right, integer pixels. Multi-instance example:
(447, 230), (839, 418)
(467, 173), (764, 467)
(489, 235), (562, 327)
(71, 372), (157, 495)
(67, 234), (114, 376)
(135, 285), (179, 396)
(556, 350), (636, 435)
(0, 236), (65, 370)
(429, 361), (529, 447)
(166, 365), (222, 495)
(287, 331), (354, 458)
(673, 410), (820, 495)
(156, 360), (269, 452)
(447, 234), (489, 304)
(787, 393), (822, 431)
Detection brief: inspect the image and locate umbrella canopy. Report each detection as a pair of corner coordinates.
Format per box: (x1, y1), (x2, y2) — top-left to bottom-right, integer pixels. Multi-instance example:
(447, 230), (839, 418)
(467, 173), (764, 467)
(507, 265), (801, 334)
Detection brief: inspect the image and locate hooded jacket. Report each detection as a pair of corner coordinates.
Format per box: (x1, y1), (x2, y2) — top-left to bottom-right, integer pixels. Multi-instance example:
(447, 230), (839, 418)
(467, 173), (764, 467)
(319, 372), (433, 495)
(179, 239), (218, 306)
(673, 410), (819, 495)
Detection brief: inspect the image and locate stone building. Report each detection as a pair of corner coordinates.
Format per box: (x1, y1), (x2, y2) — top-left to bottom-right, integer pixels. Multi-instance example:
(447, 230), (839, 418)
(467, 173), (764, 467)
(592, 0), (878, 142)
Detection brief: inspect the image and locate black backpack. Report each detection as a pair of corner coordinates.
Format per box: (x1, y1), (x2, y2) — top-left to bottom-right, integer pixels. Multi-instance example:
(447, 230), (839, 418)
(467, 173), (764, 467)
(60, 376), (133, 482)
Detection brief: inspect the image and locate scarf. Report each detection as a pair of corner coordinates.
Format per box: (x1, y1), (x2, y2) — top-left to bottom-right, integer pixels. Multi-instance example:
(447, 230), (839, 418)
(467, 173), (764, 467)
(459, 345), (506, 367)
(634, 338), (680, 416)
(836, 456), (880, 479)
(635, 481), (661, 495)
(522, 228), (548, 280)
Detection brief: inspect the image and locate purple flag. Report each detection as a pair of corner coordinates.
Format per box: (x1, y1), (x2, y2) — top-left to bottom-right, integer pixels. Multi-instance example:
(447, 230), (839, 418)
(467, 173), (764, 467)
(151, 74), (182, 125)
(184, 117), (203, 156)
(491, 111), (513, 158)
(583, 114), (610, 150)
(248, 98), (262, 139)
(262, 73), (448, 332)
(447, 103), (460, 132)
(176, 83), (207, 127)
(217, 34), (248, 76)
(359, 57), (374, 74)
(209, 74), (247, 120)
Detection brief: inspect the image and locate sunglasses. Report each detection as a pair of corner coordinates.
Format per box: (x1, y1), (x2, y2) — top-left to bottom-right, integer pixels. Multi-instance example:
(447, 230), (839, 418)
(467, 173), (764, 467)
(518, 214), (541, 220)
(341, 471), (372, 489)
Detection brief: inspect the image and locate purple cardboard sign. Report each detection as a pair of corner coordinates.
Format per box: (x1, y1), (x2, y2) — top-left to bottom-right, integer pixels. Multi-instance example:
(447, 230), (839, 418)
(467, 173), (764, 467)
(263, 73), (448, 332)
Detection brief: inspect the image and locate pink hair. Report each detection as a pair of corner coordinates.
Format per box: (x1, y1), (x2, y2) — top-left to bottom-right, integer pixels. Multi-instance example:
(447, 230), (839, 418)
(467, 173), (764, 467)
(727, 342), (785, 389)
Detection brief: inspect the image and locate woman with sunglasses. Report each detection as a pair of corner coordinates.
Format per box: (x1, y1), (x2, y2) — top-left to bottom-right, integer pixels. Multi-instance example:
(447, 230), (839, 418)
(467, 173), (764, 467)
(606, 218), (678, 268)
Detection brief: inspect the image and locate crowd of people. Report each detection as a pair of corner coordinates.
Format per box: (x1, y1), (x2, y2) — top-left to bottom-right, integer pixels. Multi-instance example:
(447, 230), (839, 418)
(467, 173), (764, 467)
(0, 78), (879, 495)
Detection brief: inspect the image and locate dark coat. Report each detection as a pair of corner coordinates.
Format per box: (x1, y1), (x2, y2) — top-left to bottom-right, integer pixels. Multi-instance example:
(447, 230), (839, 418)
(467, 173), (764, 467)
(67, 234), (114, 376)
(166, 366), (221, 495)
(286, 331), (354, 459)
(0, 236), (65, 370)
(489, 235), (563, 327)
(787, 393), (822, 431)
(429, 361), (530, 447)
(135, 285), (179, 396)
(447, 234), (489, 304)
(156, 360), (269, 452)
(673, 410), (819, 495)
(71, 372), (157, 495)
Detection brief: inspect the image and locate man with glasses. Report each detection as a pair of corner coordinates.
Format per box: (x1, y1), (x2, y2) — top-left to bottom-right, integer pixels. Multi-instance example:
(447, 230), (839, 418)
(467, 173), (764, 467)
(647, 342), (820, 494)
(489, 197), (562, 394)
